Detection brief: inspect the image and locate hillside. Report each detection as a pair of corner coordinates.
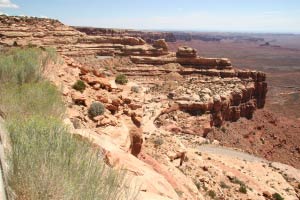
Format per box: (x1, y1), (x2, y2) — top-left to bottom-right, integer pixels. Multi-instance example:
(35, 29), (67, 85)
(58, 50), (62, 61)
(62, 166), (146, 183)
(0, 15), (299, 200)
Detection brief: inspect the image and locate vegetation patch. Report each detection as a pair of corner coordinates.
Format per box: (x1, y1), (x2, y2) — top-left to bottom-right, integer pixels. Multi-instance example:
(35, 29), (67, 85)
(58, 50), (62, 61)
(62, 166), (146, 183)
(207, 190), (216, 199)
(238, 185), (247, 194)
(229, 176), (246, 187)
(72, 79), (86, 92)
(131, 85), (140, 93)
(153, 137), (164, 147)
(272, 193), (284, 200)
(0, 47), (57, 85)
(88, 101), (105, 118)
(115, 74), (128, 85)
(220, 181), (230, 189)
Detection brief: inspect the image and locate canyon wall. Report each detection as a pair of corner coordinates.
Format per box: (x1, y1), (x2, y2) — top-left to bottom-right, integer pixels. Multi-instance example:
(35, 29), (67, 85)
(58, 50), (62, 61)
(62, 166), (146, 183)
(0, 15), (267, 126)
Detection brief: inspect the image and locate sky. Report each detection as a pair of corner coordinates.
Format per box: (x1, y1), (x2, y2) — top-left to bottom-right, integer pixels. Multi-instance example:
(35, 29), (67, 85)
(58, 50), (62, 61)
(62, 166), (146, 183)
(0, 0), (300, 33)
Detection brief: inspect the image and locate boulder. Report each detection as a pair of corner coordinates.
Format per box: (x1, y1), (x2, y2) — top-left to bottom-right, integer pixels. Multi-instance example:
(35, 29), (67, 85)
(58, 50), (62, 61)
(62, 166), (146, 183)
(129, 127), (143, 157)
(131, 112), (142, 127)
(153, 39), (168, 51)
(71, 92), (86, 106)
(176, 46), (197, 58)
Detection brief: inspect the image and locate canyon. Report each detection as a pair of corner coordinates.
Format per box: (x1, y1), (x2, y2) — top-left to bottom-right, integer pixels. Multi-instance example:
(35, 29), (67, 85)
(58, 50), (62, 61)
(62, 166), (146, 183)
(0, 15), (299, 200)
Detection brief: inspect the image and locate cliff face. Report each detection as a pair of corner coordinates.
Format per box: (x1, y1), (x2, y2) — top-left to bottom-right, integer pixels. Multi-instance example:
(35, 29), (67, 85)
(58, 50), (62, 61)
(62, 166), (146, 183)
(74, 26), (177, 43)
(0, 15), (165, 57)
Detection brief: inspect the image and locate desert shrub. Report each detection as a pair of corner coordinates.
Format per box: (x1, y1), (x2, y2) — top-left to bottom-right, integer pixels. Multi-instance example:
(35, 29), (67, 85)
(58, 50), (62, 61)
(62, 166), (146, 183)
(72, 80), (86, 92)
(272, 193), (284, 200)
(115, 74), (128, 85)
(7, 116), (132, 200)
(0, 82), (64, 119)
(230, 176), (245, 186)
(153, 137), (164, 147)
(239, 185), (247, 194)
(194, 180), (201, 190)
(131, 85), (140, 93)
(88, 102), (105, 118)
(220, 181), (230, 189)
(207, 190), (216, 198)
(0, 47), (57, 85)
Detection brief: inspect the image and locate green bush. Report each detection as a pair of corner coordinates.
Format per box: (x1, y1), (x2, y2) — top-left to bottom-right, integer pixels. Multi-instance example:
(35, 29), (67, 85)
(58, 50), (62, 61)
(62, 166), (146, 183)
(272, 193), (284, 200)
(115, 74), (128, 85)
(72, 80), (86, 92)
(88, 102), (105, 118)
(239, 185), (247, 194)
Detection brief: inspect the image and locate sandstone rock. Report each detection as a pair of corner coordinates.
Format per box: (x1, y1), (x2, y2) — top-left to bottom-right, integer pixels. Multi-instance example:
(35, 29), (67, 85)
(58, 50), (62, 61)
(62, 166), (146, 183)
(97, 95), (109, 103)
(72, 130), (179, 200)
(71, 92), (86, 106)
(106, 104), (118, 113)
(92, 83), (101, 90)
(262, 191), (272, 199)
(97, 117), (117, 127)
(123, 97), (132, 104)
(129, 127), (143, 157)
(112, 98), (122, 107)
(128, 103), (142, 110)
(131, 112), (142, 127)
(82, 75), (112, 91)
(153, 39), (168, 51)
(176, 46), (197, 58)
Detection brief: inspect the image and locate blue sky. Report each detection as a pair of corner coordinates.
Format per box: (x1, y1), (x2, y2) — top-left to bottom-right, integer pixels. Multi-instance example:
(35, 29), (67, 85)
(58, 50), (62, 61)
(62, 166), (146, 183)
(1, 0), (300, 33)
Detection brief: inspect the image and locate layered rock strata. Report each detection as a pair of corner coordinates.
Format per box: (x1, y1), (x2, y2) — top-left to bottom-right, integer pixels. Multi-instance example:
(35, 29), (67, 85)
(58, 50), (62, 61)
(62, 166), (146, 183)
(74, 26), (177, 43)
(0, 15), (168, 57)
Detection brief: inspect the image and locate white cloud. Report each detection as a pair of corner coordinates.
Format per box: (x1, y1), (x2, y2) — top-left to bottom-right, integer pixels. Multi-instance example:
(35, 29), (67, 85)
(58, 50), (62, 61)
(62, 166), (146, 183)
(0, 0), (18, 8)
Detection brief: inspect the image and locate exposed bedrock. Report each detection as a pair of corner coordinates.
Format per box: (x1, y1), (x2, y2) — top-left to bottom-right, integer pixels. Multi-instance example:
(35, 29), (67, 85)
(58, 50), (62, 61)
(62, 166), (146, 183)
(172, 87), (259, 127)
(73, 26), (177, 43)
(130, 46), (232, 69)
(0, 15), (168, 57)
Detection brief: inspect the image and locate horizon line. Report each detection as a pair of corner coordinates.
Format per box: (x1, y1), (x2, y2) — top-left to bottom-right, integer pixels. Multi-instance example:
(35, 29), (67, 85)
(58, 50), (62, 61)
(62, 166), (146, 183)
(2, 14), (300, 35)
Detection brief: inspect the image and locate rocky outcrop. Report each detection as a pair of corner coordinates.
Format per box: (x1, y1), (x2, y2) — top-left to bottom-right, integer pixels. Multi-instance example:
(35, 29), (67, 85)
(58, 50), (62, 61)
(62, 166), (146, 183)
(0, 15), (167, 57)
(130, 46), (232, 69)
(73, 26), (177, 43)
(176, 46), (197, 58)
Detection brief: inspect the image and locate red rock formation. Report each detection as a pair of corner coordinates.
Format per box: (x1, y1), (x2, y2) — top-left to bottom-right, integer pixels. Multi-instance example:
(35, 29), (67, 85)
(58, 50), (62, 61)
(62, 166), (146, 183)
(74, 26), (177, 43)
(0, 15), (167, 57)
